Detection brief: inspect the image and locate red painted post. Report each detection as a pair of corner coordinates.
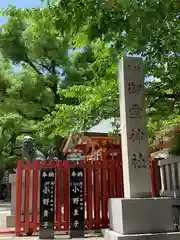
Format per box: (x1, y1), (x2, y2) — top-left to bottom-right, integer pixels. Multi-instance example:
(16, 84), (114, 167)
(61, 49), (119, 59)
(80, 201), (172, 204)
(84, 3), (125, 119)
(109, 158), (116, 198)
(41, 160), (47, 169)
(94, 161), (101, 228)
(120, 159), (124, 197)
(101, 151), (108, 228)
(24, 161), (31, 234)
(84, 158), (88, 206)
(106, 156), (110, 201)
(99, 150), (103, 226)
(32, 160), (39, 232)
(86, 160), (93, 229)
(115, 157), (124, 198)
(115, 158), (120, 197)
(15, 160), (23, 236)
(150, 159), (159, 197)
(63, 160), (69, 231)
(56, 161), (62, 231)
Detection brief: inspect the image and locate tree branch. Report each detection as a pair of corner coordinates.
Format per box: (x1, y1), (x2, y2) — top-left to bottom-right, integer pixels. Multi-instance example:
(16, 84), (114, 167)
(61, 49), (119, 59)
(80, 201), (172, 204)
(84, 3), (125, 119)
(16, 109), (44, 121)
(50, 60), (60, 104)
(30, 99), (53, 114)
(51, 60), (56, 75)
(18, 90), (53, 115)
(148, 93), (180, 108)
(36, 62), (52, 72)
(148, 97), (161, 108)
(24, 54), (42, 75)
(22, 52), (60, 105)
(22, 51), (60, 105)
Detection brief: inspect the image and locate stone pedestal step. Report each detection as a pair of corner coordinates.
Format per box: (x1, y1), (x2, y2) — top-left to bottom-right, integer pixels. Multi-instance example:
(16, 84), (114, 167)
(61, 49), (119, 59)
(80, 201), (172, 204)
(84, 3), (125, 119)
(104, 229), (180, 240)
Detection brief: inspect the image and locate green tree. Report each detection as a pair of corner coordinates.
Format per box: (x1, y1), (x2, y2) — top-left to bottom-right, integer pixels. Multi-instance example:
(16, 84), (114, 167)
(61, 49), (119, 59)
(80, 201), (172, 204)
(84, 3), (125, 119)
(43, 0), (180, 145)
(0, 9), (114, 166)
(0, 0), (179, 161)
(0, 14), (70, 166)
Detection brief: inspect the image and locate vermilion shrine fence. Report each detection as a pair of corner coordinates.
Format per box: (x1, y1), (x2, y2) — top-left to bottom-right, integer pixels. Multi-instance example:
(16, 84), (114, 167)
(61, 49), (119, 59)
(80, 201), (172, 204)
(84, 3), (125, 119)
(15, 150), (159, 236)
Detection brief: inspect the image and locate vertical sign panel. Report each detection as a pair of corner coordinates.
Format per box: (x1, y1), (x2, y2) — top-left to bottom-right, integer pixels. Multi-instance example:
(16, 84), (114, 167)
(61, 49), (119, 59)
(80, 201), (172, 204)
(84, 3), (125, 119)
(70, 168), (84, 238)
(118, 57), (151, 198)
(39, 168), (55, 239)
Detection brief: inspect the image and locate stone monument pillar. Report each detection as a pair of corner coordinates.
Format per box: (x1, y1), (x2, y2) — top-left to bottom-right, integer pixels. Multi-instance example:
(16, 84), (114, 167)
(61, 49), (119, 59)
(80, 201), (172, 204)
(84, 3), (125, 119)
(104, 57), (180, 240)
(119, 57), (151, 198)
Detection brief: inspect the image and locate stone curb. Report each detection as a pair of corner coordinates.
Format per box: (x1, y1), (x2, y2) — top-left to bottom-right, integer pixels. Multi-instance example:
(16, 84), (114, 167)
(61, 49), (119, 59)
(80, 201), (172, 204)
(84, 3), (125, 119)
(103, 229), (180, 240)
(0, 204), (11, 208)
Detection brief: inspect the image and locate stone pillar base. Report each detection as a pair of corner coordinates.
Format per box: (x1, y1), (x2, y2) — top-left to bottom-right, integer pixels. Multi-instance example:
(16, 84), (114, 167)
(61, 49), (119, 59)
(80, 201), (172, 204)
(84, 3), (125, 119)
(6, 215), (34, 228)
(9, 172), (40, 216)
(104, 229), (180, 240)
(6, 215), (16, 228)
(106, 198), (180, 239)
(109, 198), (174, 235)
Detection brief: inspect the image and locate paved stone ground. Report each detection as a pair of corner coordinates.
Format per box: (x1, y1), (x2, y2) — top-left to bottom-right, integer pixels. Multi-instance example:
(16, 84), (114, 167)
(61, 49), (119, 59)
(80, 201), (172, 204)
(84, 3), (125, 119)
(0, 237), (103, 240)
(0, 235), (103, 240)
(0, 212), (10, 229)
(0, 202), (103, 239)
(0, 201), (11, 229)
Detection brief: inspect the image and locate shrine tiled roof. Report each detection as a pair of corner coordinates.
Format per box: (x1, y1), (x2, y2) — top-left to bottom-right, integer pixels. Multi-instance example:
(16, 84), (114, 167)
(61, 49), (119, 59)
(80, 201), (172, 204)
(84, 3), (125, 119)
(87, 118), (119, 134)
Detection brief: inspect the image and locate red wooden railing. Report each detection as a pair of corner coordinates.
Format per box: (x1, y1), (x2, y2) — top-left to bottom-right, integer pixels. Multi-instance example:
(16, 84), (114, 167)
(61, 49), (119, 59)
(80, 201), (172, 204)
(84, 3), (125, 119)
(15, 152), (159, 236)
(15, 155), (124, 236)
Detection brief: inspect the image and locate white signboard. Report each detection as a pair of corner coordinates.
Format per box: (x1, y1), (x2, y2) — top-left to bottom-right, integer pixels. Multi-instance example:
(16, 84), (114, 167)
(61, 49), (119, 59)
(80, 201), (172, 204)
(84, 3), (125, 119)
(66, 151), (84, 161)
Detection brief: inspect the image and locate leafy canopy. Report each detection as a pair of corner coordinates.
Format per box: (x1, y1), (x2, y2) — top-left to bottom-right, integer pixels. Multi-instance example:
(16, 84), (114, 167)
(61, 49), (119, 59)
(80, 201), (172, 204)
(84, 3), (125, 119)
(40, 0), (180, 146)
(0, 0), (179, 169)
